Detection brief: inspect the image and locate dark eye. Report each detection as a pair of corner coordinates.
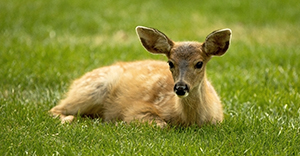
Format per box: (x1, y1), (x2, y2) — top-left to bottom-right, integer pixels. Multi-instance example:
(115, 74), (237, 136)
(168, 61), (174, 69)
(195, 61), (203, 69)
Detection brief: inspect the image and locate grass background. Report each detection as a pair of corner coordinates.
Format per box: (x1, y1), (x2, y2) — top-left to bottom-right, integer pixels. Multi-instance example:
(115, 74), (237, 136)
(1, 0), (299, 155)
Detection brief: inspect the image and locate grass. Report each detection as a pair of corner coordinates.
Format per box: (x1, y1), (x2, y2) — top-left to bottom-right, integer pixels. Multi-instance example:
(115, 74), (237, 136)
(1, 0), (300, 155)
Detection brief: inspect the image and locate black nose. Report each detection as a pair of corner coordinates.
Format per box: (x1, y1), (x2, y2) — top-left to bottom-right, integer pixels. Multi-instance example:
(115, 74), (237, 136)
(174, 82), (189, 97)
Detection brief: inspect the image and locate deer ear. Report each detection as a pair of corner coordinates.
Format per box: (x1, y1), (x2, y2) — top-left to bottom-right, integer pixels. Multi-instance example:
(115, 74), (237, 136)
(203, 29), (232, 56)
(136, 26), (174, 55)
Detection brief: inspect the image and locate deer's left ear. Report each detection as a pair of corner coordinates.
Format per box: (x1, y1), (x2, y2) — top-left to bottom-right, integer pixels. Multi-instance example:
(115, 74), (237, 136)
(136, 26), (174, 55)
(203, 29), (232, 56)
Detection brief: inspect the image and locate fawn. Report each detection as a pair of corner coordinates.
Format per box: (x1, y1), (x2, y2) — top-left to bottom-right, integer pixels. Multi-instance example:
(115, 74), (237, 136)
(49, 26), (232, 128)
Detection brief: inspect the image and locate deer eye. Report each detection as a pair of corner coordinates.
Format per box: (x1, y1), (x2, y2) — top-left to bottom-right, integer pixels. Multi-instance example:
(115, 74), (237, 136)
(168, 61), (174, 69)
(195, 61), (203, 69)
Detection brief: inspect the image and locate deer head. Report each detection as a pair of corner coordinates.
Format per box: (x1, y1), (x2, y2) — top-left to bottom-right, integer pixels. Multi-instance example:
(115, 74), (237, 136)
(136, 26), (232, 98)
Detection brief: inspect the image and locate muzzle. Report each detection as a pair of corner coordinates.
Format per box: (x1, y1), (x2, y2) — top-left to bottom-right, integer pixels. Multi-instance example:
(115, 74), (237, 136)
(174, 82), (189, 98)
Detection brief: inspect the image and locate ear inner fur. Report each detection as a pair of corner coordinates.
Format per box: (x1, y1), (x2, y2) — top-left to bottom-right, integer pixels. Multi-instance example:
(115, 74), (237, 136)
(203, 29), (232, 56)
(136, 26), (173, 55)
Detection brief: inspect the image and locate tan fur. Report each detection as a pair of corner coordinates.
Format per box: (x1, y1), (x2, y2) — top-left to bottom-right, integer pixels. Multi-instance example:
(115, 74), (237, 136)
(49, 26), (232, 127)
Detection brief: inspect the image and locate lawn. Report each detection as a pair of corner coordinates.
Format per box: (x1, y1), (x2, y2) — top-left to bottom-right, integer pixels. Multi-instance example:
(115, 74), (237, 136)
(1, 0), (299, 155)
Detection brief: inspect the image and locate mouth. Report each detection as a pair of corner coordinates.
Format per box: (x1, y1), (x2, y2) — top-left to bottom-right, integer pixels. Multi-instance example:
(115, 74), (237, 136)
(176, 92), (189, 98)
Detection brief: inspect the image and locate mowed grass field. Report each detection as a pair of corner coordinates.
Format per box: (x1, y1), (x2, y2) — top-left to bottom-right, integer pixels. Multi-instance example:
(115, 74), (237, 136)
(1, 0), (300, 155)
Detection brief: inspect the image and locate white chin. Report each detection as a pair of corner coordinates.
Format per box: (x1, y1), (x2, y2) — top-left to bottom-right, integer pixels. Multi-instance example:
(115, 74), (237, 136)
(177, 93), (189, 98)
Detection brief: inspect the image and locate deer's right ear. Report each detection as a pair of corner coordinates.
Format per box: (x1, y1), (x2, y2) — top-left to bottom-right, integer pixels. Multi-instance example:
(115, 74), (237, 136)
(136, 26), (173, 55)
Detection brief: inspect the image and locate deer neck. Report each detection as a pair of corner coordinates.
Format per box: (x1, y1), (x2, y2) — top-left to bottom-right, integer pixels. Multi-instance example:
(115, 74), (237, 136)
(175, 77), (208, 126)
(179, 80), (206, 109)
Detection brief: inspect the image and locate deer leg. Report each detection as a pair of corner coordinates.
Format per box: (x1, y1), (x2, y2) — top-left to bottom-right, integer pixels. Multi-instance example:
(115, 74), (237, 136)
(49, 80), (109, 123)
(123, 102), (167, 128)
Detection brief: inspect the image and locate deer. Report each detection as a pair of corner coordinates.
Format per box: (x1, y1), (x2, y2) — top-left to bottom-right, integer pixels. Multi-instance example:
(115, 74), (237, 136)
(49, 26), (232, 128)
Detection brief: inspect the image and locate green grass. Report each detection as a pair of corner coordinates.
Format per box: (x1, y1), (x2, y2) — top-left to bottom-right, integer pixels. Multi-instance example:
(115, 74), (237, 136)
(1, 0), (300, 155)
